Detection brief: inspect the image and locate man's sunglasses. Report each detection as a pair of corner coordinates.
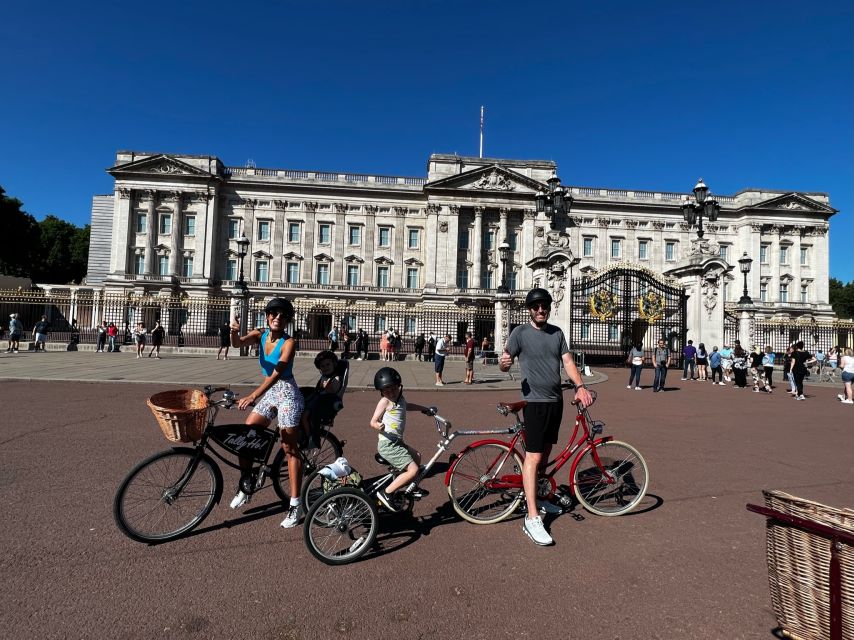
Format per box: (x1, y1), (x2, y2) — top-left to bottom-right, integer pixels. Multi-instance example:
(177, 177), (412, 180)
(266, 310), (288, 318)
(528, 303), (551, 311)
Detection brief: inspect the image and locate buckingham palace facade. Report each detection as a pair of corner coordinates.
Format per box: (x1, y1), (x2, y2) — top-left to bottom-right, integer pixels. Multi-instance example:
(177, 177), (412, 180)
(84, 150), (837, 347)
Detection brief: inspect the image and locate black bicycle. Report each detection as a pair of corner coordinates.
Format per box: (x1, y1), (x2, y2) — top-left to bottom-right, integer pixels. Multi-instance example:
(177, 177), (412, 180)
(114, 386), (344, 543)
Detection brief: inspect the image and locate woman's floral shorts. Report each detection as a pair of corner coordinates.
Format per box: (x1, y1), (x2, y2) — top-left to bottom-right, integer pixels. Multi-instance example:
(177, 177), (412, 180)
(252, 378), (304, 429)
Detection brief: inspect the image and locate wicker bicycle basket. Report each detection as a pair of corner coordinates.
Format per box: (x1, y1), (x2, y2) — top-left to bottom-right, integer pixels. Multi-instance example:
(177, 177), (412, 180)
(762, 489), (854, 640)
(147, 389), (210, 443)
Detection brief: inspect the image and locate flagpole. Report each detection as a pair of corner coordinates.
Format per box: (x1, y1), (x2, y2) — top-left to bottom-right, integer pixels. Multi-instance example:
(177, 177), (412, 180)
(479, 106), (484, 158)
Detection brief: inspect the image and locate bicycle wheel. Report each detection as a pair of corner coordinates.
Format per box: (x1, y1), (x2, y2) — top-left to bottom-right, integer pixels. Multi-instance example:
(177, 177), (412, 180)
(303, 487), (378, 566)
(447, 442), (524, 525)
(300, 468), (342, 522)
(272, 430), (343, 502)
(572, 440), (649, 516)
(113, 448), (222, 543)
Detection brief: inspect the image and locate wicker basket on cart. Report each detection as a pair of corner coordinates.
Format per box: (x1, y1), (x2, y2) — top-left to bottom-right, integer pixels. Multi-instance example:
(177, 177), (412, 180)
(147, 389), (209, 443)
(762, 489), (854, 640)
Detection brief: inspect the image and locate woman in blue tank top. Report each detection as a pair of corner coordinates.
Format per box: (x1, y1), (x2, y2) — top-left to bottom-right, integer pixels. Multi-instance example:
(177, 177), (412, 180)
(229, 296), (306, 528)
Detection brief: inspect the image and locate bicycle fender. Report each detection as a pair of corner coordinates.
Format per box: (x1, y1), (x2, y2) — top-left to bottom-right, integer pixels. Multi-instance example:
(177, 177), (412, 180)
(443, 439), (524, 486)
(568, 436), (614, 485)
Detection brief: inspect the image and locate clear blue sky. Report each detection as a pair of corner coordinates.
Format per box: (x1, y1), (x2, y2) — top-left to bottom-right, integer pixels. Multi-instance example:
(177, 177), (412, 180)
(2, 1), (851, 281)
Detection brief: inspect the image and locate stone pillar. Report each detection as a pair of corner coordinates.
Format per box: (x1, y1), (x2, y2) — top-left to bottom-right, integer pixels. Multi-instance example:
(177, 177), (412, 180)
(363, 205), (376, 286)
(499, 207), (508, 245)
(665, 253), (730, 349)
(200, 190), (216, 281)
(424, 204), (439, 288)
(334, 203), (348, 284)
(169, 192), (183, 276)
(446, 205), (459, 289)
(303, 201), (318, 284)
(472, 206), (484, 289)
(393, 207), (406, 287)
(771, 225), (781, 302)
(112, 188), (133, 275)
(521, 209), (535, 290)
(144, 191), (156, 275)
(494, 292), (511, 353)
(738, 303), (755, 345)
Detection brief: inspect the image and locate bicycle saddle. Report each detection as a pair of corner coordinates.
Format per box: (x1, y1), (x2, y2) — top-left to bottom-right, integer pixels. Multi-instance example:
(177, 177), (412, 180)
(498, 400), (527, 414)
(375, 452), (392, 466)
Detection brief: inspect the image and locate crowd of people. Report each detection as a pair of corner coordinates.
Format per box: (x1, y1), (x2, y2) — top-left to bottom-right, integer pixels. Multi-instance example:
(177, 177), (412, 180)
(625, 337), (854, 404)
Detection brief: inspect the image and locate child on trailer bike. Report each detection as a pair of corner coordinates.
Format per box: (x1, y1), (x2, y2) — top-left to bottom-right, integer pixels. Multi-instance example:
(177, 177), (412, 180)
(499, 287), (592, 547)
(370, 366), (434, 512)
(299, 350), (344, 448)
(230, 296), (306, 528)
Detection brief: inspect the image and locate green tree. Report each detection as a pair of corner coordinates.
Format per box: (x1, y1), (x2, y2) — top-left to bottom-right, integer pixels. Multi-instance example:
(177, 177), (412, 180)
(32, 215), (83, 284)
(0, 185), (39, 277)
(829, 277), (854, 319)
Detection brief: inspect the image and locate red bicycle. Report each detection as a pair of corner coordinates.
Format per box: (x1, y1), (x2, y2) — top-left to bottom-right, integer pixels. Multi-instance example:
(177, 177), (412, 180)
(445, 384), (649, 524)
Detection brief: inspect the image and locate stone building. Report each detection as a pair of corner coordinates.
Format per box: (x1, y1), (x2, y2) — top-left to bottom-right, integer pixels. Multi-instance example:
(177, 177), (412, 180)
(85, 150), (837, 354)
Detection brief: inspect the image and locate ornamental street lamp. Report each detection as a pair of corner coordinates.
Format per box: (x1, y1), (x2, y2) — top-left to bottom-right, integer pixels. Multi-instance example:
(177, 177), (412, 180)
(497, 240), (513, 293)
(680, 178), (720, 239)
(235, 233), (251, 355)
(738, 251), (753, 304)
(535, 172), (573, 230)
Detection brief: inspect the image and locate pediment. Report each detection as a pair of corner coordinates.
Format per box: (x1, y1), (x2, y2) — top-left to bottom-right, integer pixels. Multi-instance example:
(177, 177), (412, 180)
(374, 256), (394, 265)
(314, 253), (334, 262)
(746, 193), (835, 214)
(283, 252), (304, 261)
(403, 257), (424, 266)
(108, 154), (216, 179)
(344, 254), (364, 263)
(424, 164), (545, 194)
(252, 250), (273, 259)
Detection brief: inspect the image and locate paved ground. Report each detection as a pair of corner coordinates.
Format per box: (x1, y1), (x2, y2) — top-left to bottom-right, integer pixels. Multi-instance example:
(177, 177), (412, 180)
(0, 353), (851, 639)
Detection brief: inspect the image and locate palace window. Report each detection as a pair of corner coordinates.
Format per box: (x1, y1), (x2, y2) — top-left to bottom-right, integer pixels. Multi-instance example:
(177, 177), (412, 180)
(378, 226), (391, 248)
(508, 271), (517, 291)
(800, 247), (808, 265)
(665, 241), (676, 262)
(159, 214), (172, 235)
(349, 225), (361, 246)
(508, 232), (518, 251)
(255, 261), (269, 282)
(286, 262), (299, 284)
(318, 223), (331, 244)
(610, 239), (622, 259)
(257, 220), (270, 242)
(485, 230), (495, 251)
(583, 237), (594, 257)
(779, 246), (789, 265)
(457, 269), (468, 289)
(405, 316), (416, 335)
(406, 268), (419, 289)
(459, 228), (470, 249)
(225, 259), (237, 281)
(801, 283), (809, 303)
(718, 244), (728, 260)
(183, 215), (195, 236)
(342, 314), (356, 331)
(760, 283), (768, 302)
(481, 270), (493, 290)
(316, 263), (329, 285)
(408, 228), (419, 249)
(288, 222), (300, 243)
(638, 240), (649, 261)
(158, 255), (169, 276)
(780, 283), (788, 303)
(227, 218), (240, 239)
(374, 315), (386, 332)
(608, 325), (619, 341)
(134, 255), (145, 275)
(182, 257), (193, 277)
(347, 265), (359, 286)
(377, 266), (389, 287)
(581, 323), (590, 340)
(760, 244), (769, 264)
(136, 213), (147, 234)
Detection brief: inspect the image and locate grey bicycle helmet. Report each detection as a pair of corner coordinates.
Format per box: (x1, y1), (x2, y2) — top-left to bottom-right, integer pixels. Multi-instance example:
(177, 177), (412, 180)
(263, 297), (294, 320)
(374, 366), (402, 390)
(524, 287), (553, 309)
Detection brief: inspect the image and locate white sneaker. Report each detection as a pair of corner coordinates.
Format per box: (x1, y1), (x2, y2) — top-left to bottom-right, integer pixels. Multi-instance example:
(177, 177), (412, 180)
(537, 499), (563, 515)
(229, 490), (250, 509)
(838, 394), (846, 402)
(522, 516), (553, 546)
(681, 377), (687, 381)
(796, 395), (806, 401)
(842, 399), (853, 405)
(634, 387), (642, 391)
(435, 382), (445, 386)
(280, 503), (302, 528)
(627, 385), (632, 389)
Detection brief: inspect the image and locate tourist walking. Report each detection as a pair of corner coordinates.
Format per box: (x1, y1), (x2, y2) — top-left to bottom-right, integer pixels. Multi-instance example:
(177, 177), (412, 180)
(720, 343), (734, 382)
(732, 341), (749, 388)
(414, 333), (426, 361)
(327, 326), (339, 353)
(626, 342), (645, 390)
(682, 340), (697, 381)
(434, 333), (450, 385)
(358, 329), (369, 360)
(463, 331), (476, 384)
(96, 321), (107, 352)
(379, 331), (390, 361)
(762, 345), (775, 390)
(7, 313), (23, 353)
(32, 315), (51, 352)
(107, 322), (118, 352)
(217, 320), (231, 360)
(341, 327), (351, 360)
(695, 343), (709, 381)
(427, 332), (436, 361)
(782, 344), (797, 394)
(837, 348), (854, 404)
(709, 346), (724, 384)
(499, 287), (592, 546)
(147, 321), (165, 358)
(652, 338), (672, 392)
(132, 322), (147, 358)
(790, 341), (816, 400)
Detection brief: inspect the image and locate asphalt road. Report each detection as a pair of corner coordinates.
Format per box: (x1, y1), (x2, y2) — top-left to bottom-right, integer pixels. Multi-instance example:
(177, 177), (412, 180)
(1, 375), (851, 639)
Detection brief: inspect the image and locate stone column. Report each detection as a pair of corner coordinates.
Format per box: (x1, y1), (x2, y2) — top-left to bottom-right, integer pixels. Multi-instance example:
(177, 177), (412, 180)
(271, 199), (287, 283)
(363, 205), (376, 286)
(424, 204), (439, 288)
(445, 205), (459, 289)
(144, 191), (156, 275)
(393, 207), (407, 287)
(201, 190), (216, 282)
(494, 292), (511, 353)
(334, 203), (348, 284)
(499, 207), (508, 245)
(112, 187), (133, 275)
(472, 206), (484, 289)
(303, 202), (317, 284)
(791, 226), (802, 303)
(521, 209), (535, 290)
(169, 192), (183, 276)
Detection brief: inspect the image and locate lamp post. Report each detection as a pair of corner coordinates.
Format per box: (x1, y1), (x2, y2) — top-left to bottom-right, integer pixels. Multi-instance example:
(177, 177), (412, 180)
(535, 172), (573, 230)
(738, 252), (753, 304)
(497, 240), (513, 293)
(681, 178), (720, 240)
(235, 233), (251, 356)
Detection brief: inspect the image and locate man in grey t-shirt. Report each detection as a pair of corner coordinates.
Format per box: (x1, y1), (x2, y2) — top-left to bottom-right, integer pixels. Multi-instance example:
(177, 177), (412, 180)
(499, 288), (591, 546)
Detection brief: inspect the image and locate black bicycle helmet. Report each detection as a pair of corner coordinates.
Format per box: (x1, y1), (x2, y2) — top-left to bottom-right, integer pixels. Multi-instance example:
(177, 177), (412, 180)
(524, 287), (553, 309)
(314, 350), (338, 369)
(373, 366), (402, 390)
(263, 297), (294, 320)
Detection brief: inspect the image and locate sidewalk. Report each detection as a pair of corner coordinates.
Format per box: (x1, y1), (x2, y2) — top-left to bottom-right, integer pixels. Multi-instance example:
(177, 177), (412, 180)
(0, 349), (607, 391)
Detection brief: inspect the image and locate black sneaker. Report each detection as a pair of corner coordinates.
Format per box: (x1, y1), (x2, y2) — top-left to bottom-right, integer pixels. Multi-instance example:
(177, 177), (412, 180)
(377, 490), (399, 512)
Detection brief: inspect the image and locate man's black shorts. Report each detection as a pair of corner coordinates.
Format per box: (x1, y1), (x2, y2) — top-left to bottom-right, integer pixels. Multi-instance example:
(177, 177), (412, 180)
(522, 400), (563, 454)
